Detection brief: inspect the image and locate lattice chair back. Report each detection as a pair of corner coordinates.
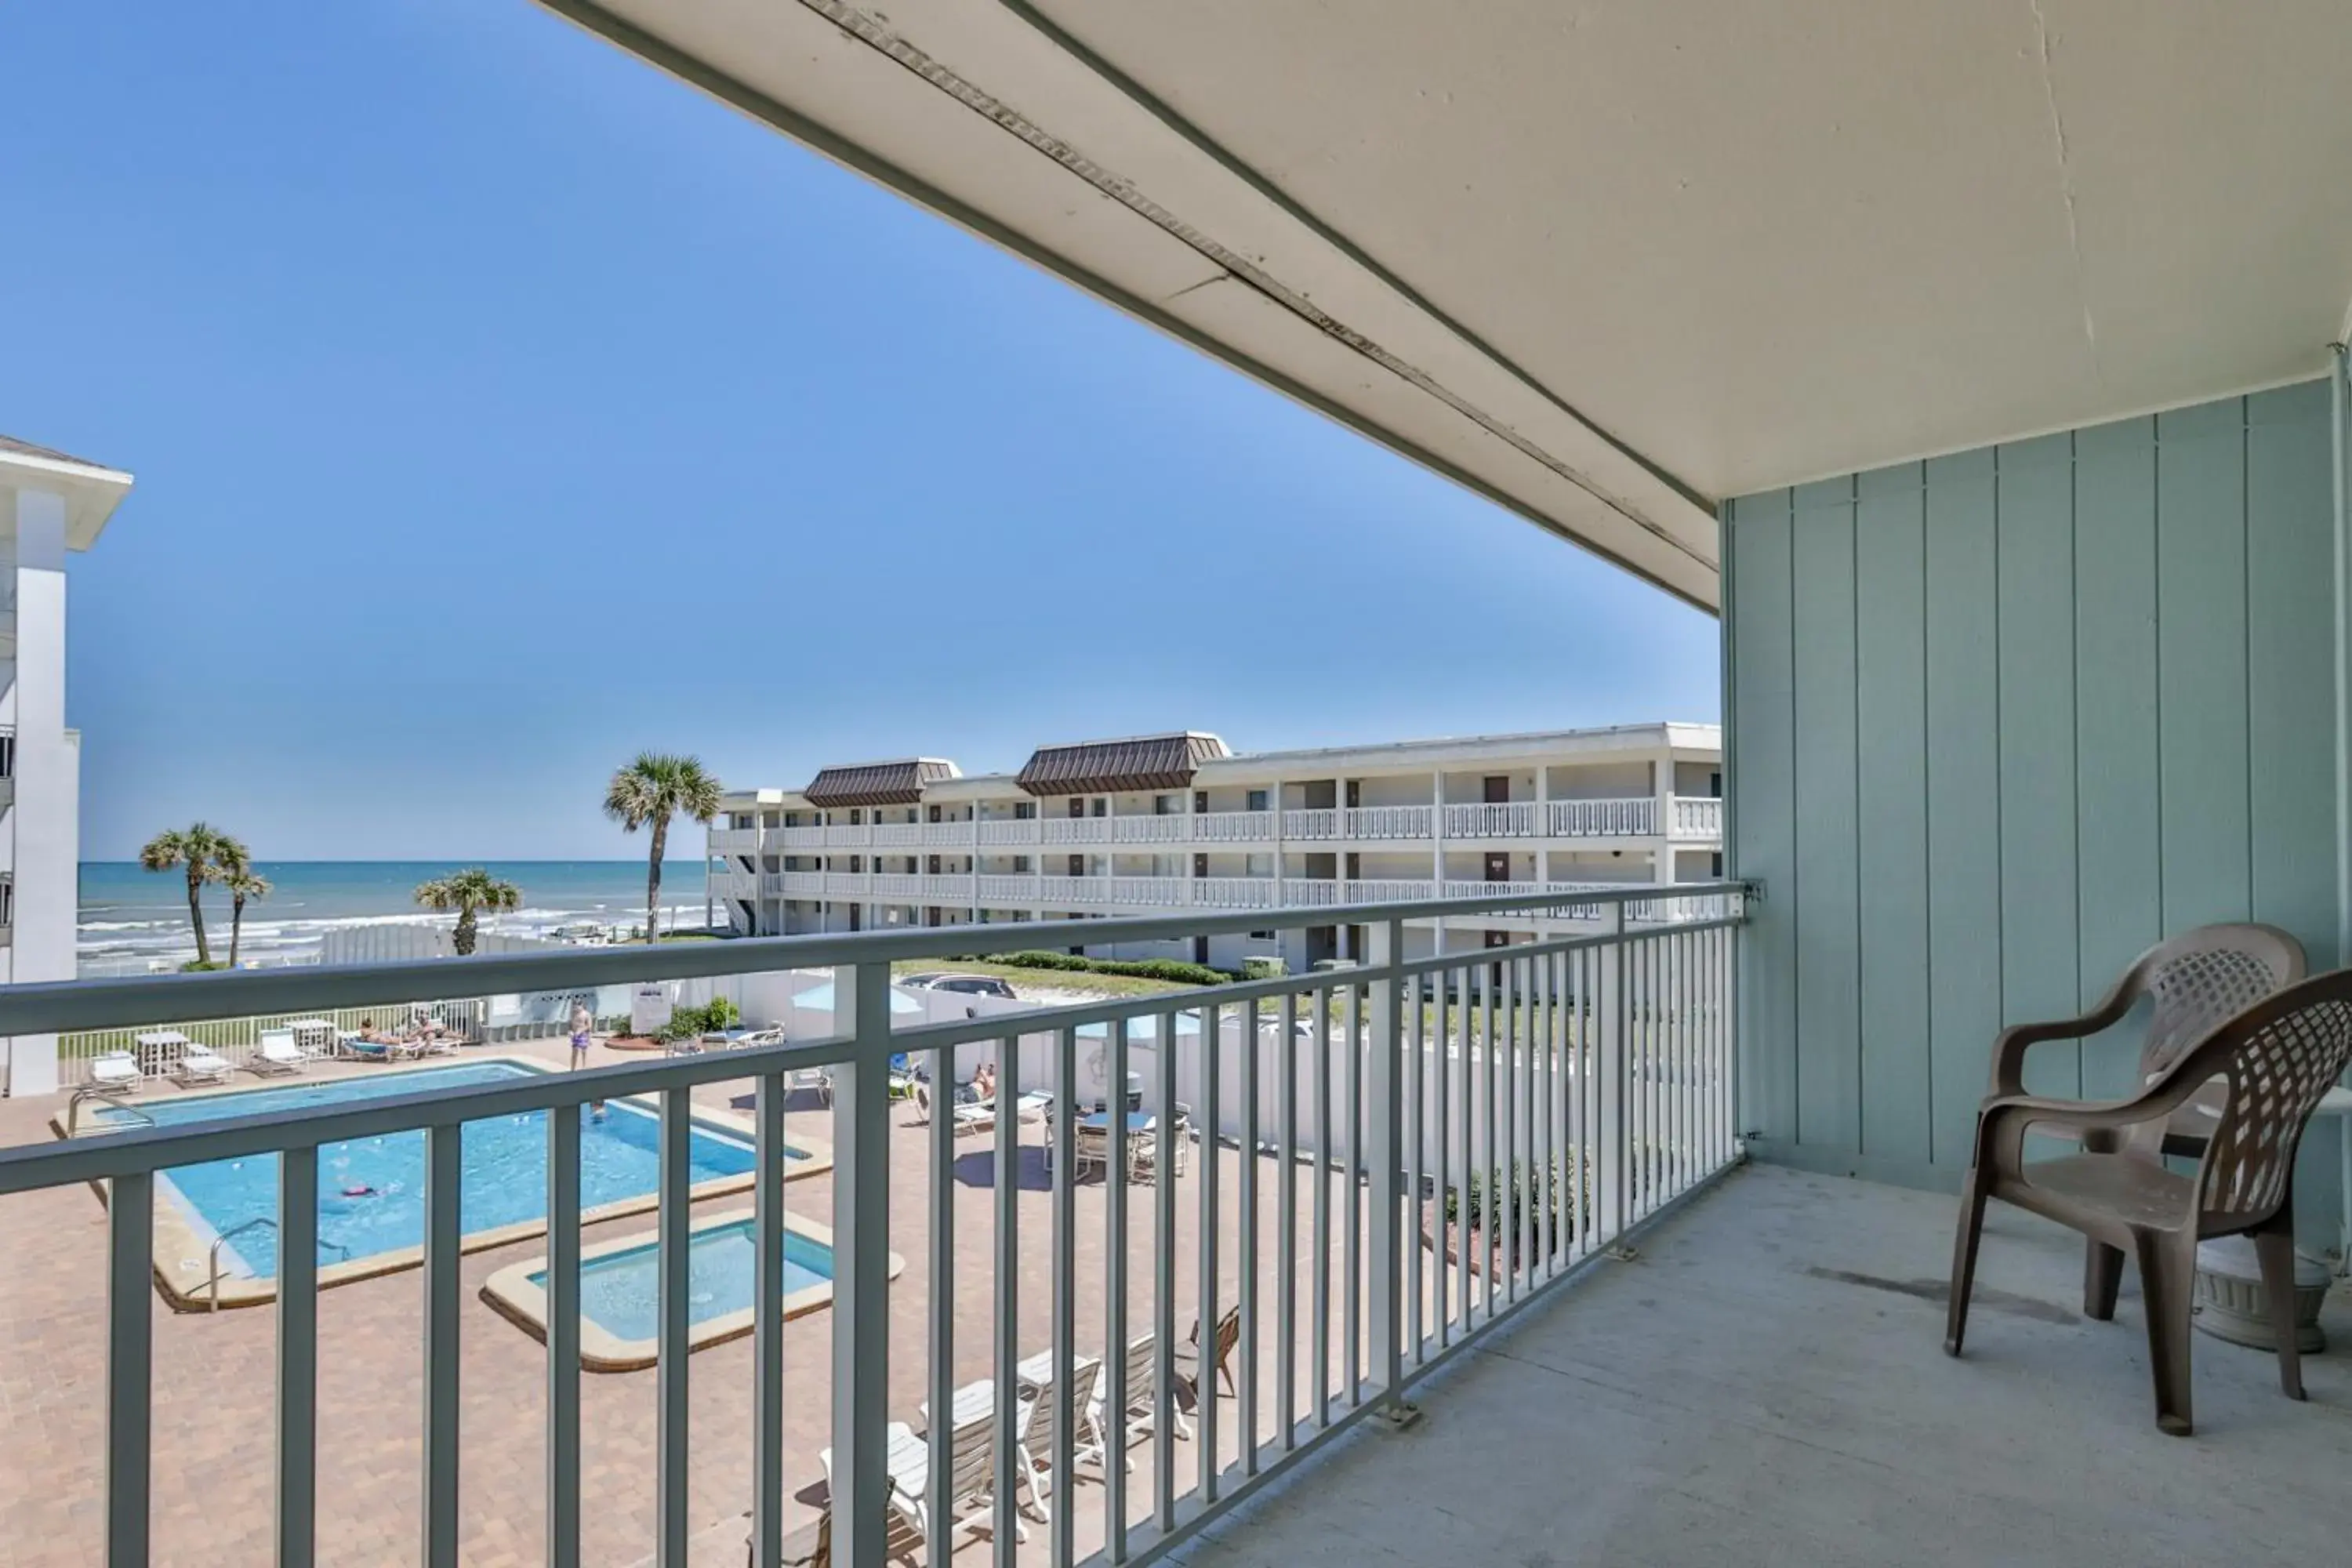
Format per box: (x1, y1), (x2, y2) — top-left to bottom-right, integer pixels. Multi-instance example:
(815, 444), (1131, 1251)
(2180, 969), (2352, 1228)
(2135, 924), (2306, 1080)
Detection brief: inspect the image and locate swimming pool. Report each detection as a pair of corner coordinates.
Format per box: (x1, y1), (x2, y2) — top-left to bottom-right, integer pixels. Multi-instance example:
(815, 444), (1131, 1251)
(85, 1058), (825, 1305)
(481, 1210), (898, 1370)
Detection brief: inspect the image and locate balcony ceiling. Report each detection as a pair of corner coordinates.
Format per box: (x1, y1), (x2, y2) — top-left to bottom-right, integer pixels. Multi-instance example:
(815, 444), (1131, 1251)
(541, 1), (2352, 612)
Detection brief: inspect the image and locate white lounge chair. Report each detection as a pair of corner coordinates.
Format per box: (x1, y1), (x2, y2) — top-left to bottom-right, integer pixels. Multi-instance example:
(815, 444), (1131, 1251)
(822, 1413), (1010, 1548)
(173, 1045), (235, 1087)
(87, 1051), (141, 1095)
(249, 1029), (305, 1077)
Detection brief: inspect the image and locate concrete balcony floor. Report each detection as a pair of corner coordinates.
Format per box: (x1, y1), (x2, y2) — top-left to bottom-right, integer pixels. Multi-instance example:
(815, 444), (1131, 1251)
(1178, 1163), (2352, 1568)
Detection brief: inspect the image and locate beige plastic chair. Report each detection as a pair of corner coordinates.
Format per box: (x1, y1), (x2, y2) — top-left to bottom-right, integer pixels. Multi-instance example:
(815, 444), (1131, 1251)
(1947, 965), (2352, 1435)
(1984, 922), (2305, 1318)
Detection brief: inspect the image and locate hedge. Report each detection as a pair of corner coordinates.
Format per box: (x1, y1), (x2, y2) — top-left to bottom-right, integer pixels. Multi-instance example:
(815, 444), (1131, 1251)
(970, 951), (1236, 987)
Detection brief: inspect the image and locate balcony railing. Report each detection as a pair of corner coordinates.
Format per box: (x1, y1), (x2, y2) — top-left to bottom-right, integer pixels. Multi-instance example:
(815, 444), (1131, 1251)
(1669, 796), (1724, 839)
(823, 824), (872, 848)
(869, 822), (925, 848)
(1282, 808), (1341, 840)
(709, 827), (763, 853)
(1040, 817), (1112, 845)
(825, 872), (873, 898)
(0, 884), (1743, 1566)
(1191, 810), (1276, 843)
(776, 826), (829, 850)
(869, 873), (925, 899)
(1346, 804), (1432, 839)
(779, 871), (825, 896)
(976, 818), (1042, 846)
(1110, 815), (1189, 844)
(1544, 797), (1653, 837)
(920, 821), (971, 848)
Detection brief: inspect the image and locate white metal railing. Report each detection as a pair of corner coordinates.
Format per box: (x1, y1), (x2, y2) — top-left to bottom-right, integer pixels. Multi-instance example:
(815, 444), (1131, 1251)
(976, 818), (1042, 846)
(1111, 815), (1189, 844)
(780, 871), (825, 896)
(1670, 796), (1724, 839)
(1443, 801), (1539, 837)
(1194, 876), (1278, 909)
(826, 873), (873, 898)
(824, 824), (872, 848)
(1281, 808), (1341, 840)
(1040, 817), (1112, 845)
(1287, 879), (1345, 906)
(757, 871), (786, 897)
(975, 873), (1040, 903)
(920, 821), (971, 848)
(0, 884), (1744, 1567)
(1191, 810), (1276, 843)
(1037, 874), (1110, 904)
(1545, 797), (1656, 837)
(869, 822), (924, 848)
(869, 873), (924, 900)
(1345, 804), (1433, 839)
(918, 874), (973, 902)
(1346, 877), (1437, 902)
(777, 826), (829, 851)
(708, 827), (761, 853)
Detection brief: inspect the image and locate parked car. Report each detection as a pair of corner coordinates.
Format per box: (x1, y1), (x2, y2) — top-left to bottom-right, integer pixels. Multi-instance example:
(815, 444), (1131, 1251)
(901, 971), (1020, 1000)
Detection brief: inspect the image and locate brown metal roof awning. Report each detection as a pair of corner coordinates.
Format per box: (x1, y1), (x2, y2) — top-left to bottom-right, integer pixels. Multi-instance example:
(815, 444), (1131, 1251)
(803, 759), (957, 807)
(1016, 734), (1230, 797)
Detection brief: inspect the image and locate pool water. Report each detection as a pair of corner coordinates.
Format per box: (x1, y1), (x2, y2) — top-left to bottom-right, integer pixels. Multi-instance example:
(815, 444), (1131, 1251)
(546, 1220), (835, 1341)
(106, 1062), (790, 1278)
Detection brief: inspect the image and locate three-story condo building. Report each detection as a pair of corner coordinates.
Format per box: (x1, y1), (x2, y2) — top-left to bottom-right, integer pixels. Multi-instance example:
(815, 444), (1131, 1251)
(709, 722), (1719, 973)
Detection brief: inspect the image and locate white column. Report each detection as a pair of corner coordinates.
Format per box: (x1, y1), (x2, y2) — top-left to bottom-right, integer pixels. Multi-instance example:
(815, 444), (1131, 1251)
(1430, 769), (1446, 953)
(1271, 776), (1286, 908)
(7, 488), (71, 1095)
(1653, 750), (1678, 886)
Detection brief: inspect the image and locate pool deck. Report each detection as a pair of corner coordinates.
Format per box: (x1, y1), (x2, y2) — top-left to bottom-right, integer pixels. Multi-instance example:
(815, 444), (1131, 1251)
(0, 1037), (1370, 1566)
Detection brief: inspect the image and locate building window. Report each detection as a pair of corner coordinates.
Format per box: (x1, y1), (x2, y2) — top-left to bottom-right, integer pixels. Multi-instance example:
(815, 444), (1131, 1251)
(1249, 929), (1275, 941)
(927, 804), (942, 822)
(1247, 789), (1269, 812)
(1194, 789), (1208, 813)
(1154, 793), (1175, 815)
(1709, 771), (1722, 798)
(1014, 800), (1035, 820)
(1711, 851), (1724, 878)
(1014, 855), (1033, 873)
(1090, 797), (1107, 818)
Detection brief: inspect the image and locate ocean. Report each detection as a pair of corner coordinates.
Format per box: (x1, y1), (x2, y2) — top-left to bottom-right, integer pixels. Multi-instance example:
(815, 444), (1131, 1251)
(77, 859), (722, 976)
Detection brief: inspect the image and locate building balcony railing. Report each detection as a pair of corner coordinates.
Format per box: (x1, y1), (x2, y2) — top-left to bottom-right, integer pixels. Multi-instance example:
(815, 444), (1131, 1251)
(709, 827), (763, 853)
(804, 872), (1709, 921)
(822, 825), (871, 848)
(779, 871), (825, 896)
(869, 873), (925, 899)
(869, 822), (925, 848)
(1040, 817), (1112, 846)
(1191, 809), (1276, 843)
(0, 884), (1744, 1566)
(825, 872), (873, 898)
(1109, 814), (1189, 844)
(919, 821), (971, 848)
(1668, 796), (1724, 839)
(976, 818), (1042, 846)
(776, 826), (829, 850)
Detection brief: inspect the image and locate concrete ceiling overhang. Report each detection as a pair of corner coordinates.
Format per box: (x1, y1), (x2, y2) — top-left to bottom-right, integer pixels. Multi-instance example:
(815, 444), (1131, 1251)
(537, 0), (2352, 613)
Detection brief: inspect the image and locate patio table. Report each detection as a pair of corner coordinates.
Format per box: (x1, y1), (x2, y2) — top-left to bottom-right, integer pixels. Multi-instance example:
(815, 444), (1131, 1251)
(286, 1018), (335, 1058)
(133, 1029), (189, 1080)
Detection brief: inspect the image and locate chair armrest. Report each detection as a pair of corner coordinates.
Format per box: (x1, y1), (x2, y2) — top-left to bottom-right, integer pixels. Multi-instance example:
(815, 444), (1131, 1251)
(1987, 982), (2141, 1098)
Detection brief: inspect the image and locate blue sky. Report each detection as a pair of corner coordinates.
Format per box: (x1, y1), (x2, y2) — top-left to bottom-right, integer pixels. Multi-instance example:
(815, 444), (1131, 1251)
(4, 2), (1717, 862)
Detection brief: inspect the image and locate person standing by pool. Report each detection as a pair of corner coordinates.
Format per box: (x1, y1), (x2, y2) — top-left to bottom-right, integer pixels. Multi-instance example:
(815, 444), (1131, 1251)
(569, 1000), (593, 1069)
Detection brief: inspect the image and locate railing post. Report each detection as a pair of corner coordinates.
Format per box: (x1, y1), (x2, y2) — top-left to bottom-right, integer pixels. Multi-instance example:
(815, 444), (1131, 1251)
(1365, 917), (1416, 1426)
(1597, 902), (1631, 1247)
(831, 961), (893, 1568)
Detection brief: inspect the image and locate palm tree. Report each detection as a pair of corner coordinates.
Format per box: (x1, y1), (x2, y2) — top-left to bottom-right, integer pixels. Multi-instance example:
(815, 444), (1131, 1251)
(138, 822), (237, 967)
(414, 867), (523, 957)
(223, 866), (271, 969)
(604, 753), (722, 944)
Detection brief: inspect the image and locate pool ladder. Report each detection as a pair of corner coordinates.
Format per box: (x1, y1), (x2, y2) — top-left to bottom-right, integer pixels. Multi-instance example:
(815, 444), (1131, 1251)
(66, 1087), (154, 1137)
(208, 1218), (277, 1312)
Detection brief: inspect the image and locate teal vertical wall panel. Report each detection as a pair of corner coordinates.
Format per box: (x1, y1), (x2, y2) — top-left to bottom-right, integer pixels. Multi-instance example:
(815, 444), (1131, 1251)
(1994, 434), (2082, 1098)
(2070, 418), (2164, 1102)
(1853, 464), (1932, 1158)
(1730, 491), (1798, 1145)
(2155, 399), (2253, 935)
(2246, 382), (2338, 964)
(1791, 479), (1861, 1149)
(1727, 380), (2338, 1189)
(1922, 449), (2003, 1170)
(2245, 383), (2345, 1248)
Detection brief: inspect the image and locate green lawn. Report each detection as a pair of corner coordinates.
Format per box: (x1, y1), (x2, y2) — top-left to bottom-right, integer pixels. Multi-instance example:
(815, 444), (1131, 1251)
(889, 956), (1199, 999)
